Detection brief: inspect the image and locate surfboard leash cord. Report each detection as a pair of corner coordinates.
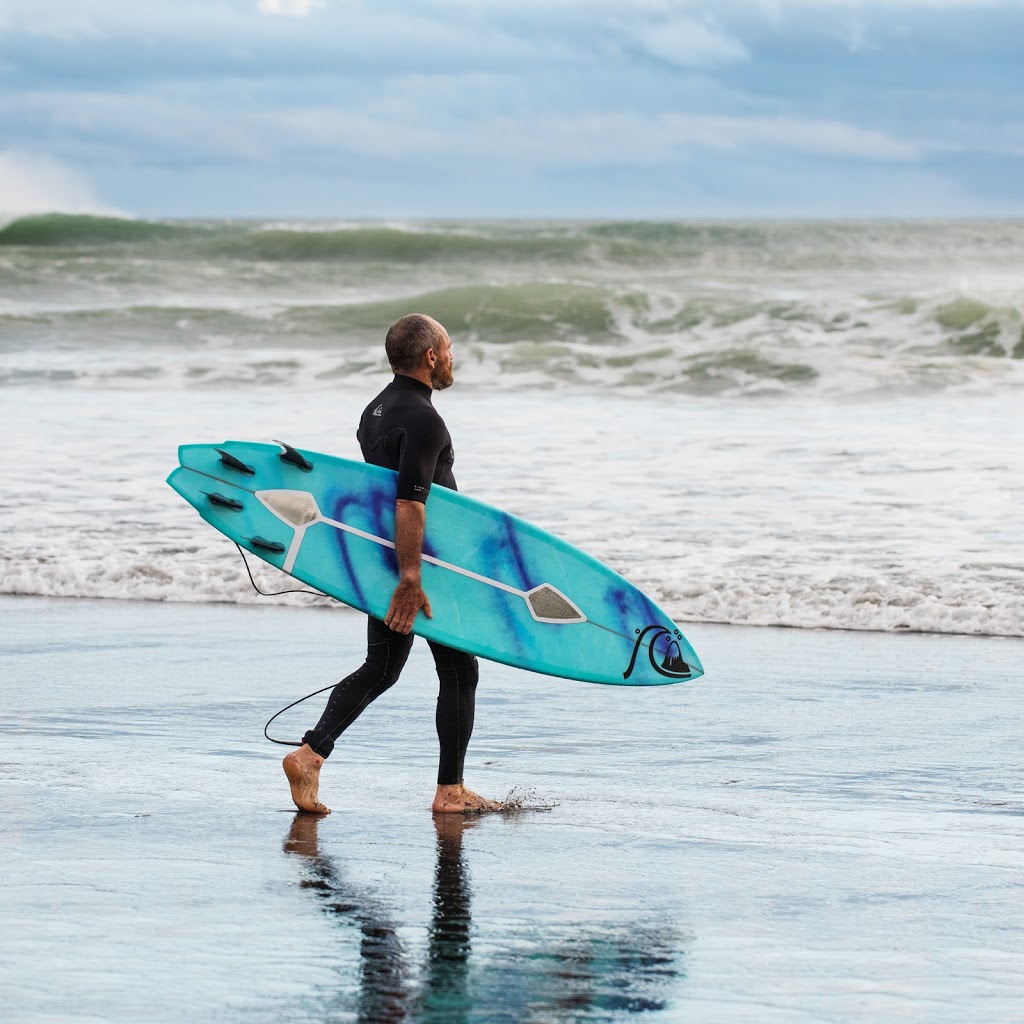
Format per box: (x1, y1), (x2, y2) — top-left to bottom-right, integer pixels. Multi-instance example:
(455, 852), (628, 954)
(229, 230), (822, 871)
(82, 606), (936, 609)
(262, 683), (338, 748)
(234, 541), (324, 601)
(234, 542), (336, 748)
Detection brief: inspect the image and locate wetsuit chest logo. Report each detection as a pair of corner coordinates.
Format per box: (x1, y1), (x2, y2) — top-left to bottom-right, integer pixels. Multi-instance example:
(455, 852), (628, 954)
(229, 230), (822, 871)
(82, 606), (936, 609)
(373, 404), (383, 417)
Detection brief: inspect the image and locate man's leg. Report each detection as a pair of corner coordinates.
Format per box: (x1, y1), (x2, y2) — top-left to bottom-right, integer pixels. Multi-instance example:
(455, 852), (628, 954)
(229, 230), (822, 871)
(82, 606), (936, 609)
(426, 641), (501, 813)
(284, 616), (413, 813)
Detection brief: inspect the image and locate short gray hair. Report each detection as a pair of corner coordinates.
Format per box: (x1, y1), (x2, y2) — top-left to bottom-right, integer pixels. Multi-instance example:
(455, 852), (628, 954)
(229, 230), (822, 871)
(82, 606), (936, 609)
(385, 314), (445, 372)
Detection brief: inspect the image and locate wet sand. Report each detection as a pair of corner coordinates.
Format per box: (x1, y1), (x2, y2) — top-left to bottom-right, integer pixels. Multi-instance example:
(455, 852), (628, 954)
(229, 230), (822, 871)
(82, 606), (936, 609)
(1, 595), (1022, 1022)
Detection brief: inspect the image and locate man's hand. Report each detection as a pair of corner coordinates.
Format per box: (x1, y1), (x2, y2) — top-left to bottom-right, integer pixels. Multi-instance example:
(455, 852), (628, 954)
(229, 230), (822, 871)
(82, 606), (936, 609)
(385, 498), (432, 635)
(384, 577), (433, 635)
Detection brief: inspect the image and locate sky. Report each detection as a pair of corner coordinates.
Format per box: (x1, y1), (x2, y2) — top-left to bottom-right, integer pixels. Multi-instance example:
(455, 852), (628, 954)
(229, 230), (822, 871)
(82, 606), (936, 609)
(0, 0), (1022, 218)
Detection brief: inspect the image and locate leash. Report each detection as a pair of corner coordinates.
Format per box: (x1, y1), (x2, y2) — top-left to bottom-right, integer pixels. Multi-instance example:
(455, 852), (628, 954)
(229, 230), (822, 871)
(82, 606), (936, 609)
(234, 542), (335, 747)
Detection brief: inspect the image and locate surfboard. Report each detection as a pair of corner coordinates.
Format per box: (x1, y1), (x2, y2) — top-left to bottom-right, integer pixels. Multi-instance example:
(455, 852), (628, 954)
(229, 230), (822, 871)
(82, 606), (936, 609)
(167, 441), (703, 686)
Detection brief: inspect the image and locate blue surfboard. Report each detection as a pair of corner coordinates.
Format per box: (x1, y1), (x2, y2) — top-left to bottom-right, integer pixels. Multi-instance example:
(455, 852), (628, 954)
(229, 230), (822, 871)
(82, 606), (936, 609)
(167, 441), (703, 686)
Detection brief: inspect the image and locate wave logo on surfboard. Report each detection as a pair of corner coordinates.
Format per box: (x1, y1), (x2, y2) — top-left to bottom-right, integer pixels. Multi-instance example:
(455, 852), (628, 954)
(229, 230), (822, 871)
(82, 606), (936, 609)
(623, 625), (693, 680)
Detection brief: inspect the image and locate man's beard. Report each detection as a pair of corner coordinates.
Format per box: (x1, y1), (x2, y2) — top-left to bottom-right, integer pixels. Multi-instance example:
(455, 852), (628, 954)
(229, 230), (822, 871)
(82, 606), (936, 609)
(431, 360), (454, 390)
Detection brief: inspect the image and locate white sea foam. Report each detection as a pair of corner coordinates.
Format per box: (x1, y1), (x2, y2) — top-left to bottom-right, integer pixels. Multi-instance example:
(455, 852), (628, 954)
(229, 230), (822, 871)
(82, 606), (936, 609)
(1, 384), (1020, 638)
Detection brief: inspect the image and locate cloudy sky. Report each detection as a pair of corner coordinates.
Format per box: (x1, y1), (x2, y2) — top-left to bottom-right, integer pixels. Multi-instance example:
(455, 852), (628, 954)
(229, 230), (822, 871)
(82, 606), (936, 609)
(0, 0), (1021, 217)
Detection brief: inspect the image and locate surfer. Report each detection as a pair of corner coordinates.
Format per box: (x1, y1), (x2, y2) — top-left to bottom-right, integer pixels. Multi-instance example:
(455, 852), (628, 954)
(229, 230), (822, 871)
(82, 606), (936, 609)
(283, 314), (501, 815)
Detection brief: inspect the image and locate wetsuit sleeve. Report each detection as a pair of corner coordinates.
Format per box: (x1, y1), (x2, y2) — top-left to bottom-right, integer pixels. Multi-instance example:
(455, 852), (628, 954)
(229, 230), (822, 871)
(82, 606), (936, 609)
(395, 411), (446, 503)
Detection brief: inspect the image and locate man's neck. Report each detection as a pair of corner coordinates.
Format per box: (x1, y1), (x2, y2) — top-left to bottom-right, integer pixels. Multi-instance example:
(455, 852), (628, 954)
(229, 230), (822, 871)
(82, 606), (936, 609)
(395, 369), (433, 389)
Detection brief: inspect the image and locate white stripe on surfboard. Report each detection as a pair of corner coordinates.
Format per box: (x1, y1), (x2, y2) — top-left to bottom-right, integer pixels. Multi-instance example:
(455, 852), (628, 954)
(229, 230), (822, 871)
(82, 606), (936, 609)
(254, 489), (587, 625)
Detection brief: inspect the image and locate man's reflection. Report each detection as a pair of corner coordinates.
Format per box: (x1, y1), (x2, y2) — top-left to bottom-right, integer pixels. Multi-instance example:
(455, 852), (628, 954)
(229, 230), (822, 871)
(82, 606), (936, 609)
(284, 813), (683, 1022)
(422, 814), (477, 1022)
(285, 814), (409, 1023)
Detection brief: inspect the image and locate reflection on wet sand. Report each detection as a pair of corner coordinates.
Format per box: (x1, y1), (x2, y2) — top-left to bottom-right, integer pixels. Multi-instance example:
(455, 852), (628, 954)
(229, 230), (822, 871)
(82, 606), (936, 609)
(284, 814), (683, 1022)
(285, 815), (409, 1022)
(424, 814), (474, 1022)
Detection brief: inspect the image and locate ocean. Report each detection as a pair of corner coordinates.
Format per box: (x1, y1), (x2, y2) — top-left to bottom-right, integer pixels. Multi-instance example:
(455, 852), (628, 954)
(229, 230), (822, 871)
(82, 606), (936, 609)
(1, 214), (1022, 636)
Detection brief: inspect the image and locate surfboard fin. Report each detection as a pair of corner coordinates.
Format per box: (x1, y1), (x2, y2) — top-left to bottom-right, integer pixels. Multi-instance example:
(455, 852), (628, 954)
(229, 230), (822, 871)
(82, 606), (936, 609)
(206, 492), (244, 511)
(216, 448), (255, 475)
(274, 440), (314, 472)
(249, 536), (286, 554)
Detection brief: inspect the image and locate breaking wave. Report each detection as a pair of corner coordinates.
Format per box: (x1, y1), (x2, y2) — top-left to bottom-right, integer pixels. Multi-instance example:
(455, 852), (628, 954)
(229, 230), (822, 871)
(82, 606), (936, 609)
(2, 280), (1022, 397)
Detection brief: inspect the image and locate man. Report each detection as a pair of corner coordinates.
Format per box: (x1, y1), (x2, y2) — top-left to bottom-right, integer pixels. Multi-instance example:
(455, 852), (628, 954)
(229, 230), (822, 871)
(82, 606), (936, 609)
(283, 314), (501, 815)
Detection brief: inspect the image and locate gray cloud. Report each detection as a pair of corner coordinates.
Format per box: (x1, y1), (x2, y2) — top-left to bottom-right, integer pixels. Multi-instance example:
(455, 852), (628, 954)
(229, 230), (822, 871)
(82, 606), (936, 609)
(0, 0), (1020, 214)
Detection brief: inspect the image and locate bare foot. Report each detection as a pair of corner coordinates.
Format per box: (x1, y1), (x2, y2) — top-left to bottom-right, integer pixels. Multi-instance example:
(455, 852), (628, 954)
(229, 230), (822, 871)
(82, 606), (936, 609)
(283, 744), (331, 814)
(432, 783), (502, 814)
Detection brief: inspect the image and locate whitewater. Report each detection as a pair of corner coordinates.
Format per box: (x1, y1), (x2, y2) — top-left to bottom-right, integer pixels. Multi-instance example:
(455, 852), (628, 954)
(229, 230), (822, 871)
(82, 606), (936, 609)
(1, 214), (1022, 637)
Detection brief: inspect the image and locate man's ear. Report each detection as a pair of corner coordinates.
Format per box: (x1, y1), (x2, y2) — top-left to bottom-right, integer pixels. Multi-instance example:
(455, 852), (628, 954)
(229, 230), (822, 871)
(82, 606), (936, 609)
(425, 347), (437, 368)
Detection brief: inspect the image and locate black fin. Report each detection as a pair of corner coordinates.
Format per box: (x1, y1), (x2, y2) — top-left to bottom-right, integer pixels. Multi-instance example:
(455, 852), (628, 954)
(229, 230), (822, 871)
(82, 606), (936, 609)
(206, 492), (244, 511)
(249, 536), (286, 554)
(215, 448), (255, 475)
(274, 439), (313, 472)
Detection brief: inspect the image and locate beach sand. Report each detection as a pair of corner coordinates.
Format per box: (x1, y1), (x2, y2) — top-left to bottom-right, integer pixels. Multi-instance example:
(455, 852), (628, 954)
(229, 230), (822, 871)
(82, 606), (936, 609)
(1, 595), (1022, 1022)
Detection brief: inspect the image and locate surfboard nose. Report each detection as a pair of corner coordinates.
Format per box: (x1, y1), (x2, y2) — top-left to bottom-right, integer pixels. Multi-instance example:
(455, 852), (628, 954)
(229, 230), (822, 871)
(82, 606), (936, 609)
(659, 623), (704, 680)
(671, 627), (703, 679)
(686, 648), (705, 679)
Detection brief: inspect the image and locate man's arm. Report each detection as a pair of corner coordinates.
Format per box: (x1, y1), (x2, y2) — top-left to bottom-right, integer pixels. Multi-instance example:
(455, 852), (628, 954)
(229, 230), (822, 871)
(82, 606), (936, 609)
(383, 498), (433, 635)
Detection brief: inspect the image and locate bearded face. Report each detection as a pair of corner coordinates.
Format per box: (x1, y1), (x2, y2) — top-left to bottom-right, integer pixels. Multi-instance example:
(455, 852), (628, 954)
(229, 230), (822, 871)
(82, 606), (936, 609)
(430, 335), (455, 390)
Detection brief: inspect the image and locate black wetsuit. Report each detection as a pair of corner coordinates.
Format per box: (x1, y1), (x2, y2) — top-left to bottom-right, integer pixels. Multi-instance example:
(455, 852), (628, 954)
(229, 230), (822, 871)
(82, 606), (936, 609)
(301, 376), (480, 785)
(357, 374), (457, 499)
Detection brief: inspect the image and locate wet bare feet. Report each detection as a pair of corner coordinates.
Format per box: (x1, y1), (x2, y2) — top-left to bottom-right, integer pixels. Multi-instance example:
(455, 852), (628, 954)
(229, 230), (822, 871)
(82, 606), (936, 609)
(432, 783), (502, 814)
(283, 743), (330, 814)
